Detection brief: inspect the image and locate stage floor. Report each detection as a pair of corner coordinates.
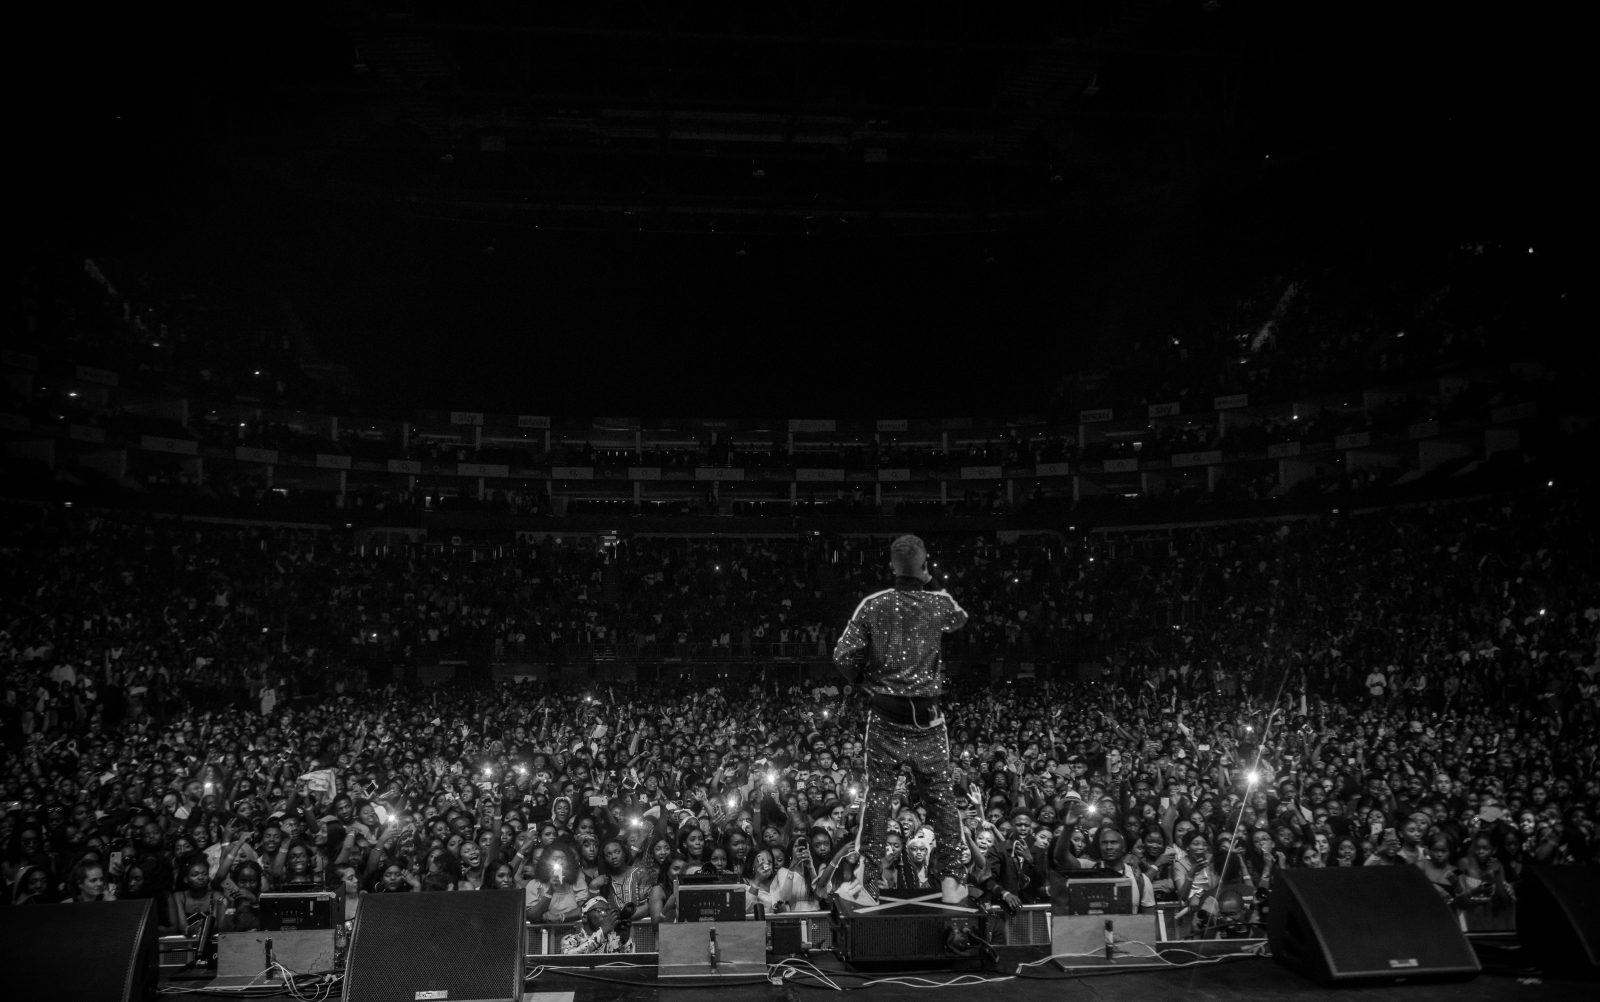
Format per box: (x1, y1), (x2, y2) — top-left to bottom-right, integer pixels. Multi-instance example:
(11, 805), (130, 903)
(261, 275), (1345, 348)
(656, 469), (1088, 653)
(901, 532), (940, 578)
(156, 943), (1593, 1002)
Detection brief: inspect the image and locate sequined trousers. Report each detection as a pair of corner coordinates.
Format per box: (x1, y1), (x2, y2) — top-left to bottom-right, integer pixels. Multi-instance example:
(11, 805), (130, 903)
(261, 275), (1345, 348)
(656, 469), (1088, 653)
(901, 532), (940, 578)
(853, 708), (964, 883)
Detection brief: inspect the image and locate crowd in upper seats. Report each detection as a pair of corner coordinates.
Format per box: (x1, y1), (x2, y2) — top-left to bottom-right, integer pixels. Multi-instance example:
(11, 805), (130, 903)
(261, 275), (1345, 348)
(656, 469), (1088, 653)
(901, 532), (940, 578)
(2, 480), (1594, 949)
(10, 245), (1564, 485)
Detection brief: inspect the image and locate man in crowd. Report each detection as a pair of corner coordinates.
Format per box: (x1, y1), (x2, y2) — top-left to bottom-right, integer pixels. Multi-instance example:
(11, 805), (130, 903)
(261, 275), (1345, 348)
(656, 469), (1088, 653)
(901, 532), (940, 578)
(1053, 809), (1156, 914)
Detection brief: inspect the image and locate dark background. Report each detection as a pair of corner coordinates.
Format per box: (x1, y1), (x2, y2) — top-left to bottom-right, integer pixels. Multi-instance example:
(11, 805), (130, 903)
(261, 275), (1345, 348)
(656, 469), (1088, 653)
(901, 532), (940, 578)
(19, 2), (1582, 417)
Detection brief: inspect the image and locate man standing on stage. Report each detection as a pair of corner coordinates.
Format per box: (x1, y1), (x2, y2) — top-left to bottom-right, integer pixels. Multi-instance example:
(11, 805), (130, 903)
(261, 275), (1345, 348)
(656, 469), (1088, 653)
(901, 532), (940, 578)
(833, 534), (970, 918)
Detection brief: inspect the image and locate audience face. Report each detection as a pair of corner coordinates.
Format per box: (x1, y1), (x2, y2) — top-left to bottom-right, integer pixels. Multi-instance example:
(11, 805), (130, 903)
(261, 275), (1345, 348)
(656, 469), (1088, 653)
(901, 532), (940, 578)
(22, 868), (51, 900)
(78, 866), (106, 901)
(1334, 838), (1359, 865)
(381, 864), (407, 890)
(650, 838), (673, 866)
(1099, 831), (1128, 869)
(182, 860), (210, 893)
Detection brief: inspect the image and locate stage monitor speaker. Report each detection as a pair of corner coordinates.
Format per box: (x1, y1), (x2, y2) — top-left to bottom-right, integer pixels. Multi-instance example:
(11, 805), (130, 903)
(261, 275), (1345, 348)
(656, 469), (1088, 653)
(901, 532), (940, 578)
(0, 898), (157, 1001)
(658, 922), (766, 979)
(1518, 864), (1600, 976)
(832, 895), (989, 970)
(344, 889), (525, 1002)
(1269, 866), (1480, 986)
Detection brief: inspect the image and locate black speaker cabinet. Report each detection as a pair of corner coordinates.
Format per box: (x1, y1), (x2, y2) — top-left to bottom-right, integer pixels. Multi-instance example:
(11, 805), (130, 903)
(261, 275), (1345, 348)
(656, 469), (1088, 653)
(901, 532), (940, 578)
(0, 898), (157, 1001)
(1518, 864), (1600, 976)
(345, 890), (525, 1002)
(832, 894), (989, 970)
(1269, 866), (1480, 985)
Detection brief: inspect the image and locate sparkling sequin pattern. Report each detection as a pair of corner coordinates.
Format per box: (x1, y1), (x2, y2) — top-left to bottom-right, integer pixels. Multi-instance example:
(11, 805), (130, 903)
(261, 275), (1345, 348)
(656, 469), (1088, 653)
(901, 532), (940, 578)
(833, 581), (968, 698)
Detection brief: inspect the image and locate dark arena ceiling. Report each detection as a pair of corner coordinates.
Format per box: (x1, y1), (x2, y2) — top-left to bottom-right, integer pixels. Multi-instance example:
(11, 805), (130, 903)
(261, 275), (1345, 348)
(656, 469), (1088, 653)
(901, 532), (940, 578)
(24, 2), (1581, 416)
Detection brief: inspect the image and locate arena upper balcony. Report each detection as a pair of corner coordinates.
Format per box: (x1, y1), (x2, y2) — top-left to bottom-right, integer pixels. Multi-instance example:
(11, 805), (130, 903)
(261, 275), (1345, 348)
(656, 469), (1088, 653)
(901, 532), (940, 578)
(1, 340), (1576, 535)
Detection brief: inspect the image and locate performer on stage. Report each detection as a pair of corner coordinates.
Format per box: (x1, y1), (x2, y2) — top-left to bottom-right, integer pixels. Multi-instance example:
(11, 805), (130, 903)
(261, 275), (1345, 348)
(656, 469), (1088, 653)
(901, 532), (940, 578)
(833, 534), (976, 947)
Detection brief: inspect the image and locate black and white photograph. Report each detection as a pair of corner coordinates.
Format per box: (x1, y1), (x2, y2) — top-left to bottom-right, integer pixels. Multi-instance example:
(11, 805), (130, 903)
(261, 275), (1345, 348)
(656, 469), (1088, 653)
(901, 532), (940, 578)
(5, 3), (1593, 1000)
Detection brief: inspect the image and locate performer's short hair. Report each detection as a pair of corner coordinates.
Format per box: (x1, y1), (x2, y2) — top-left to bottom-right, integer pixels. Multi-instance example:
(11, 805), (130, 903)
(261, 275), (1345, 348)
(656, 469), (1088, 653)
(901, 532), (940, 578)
(889, 534), (926, 576)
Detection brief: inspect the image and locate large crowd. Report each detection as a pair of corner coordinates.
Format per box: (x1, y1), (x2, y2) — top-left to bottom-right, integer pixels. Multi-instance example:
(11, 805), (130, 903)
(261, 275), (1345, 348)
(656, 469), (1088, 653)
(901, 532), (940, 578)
(1, 480), (1595, 953)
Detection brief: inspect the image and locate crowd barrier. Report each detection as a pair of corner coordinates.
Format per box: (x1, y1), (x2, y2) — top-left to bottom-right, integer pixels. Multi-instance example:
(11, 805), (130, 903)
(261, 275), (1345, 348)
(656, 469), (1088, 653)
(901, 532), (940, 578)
(521, 901), (1264, 959)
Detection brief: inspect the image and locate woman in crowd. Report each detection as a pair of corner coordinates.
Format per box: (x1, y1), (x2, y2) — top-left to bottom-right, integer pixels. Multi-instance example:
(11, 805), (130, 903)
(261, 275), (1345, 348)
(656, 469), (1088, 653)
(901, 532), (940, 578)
(167, 854), (216, 935)
(647, 853), (685, 924)
(616, 836), (665, 911)
(6, 826), (57, 890)
(1137, 825), (1180, 895)
(66, 859), (109, 904)
(1170, 818), (1200, 857)
(573, 834), (602, 890)
(1329, 836), (1364, 867)
(1495, 825), (1528, 882)
(1453, 832), (1515, 930)
(332, 862), (365, 925)
(1171, 830), (1218, 919)
(277, 839), (323, 890)
(486, 859), (517, 893)
(374, 858), (418, 893)
(1305, 829), (1332, 867)
(725, 828), (756, 879)
(456, 839), (492, 891)
(12, 865), (56, 905)
(423, 846), (461, 890)
(216, 860), (264, 933)
(874, 829), (905, 892)
(1242, 828), (1285, 900)
(587, 838), (628, 908)
(311, 816), (346, 877)
(1193, 832), (1255, 924)
(902, 828), (936, 890)
(212, 825), (262, 894)
(746, 847), (803, 914)
(678, 825), (708, 867)
(525, 843), (587, 923)
(782, 837), (822, 912)
(1418, 834), (1458, 900)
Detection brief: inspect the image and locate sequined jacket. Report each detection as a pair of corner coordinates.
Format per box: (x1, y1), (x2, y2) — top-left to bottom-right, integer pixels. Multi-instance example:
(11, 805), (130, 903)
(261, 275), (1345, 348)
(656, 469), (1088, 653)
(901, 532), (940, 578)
(832, 576), (967, 699)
